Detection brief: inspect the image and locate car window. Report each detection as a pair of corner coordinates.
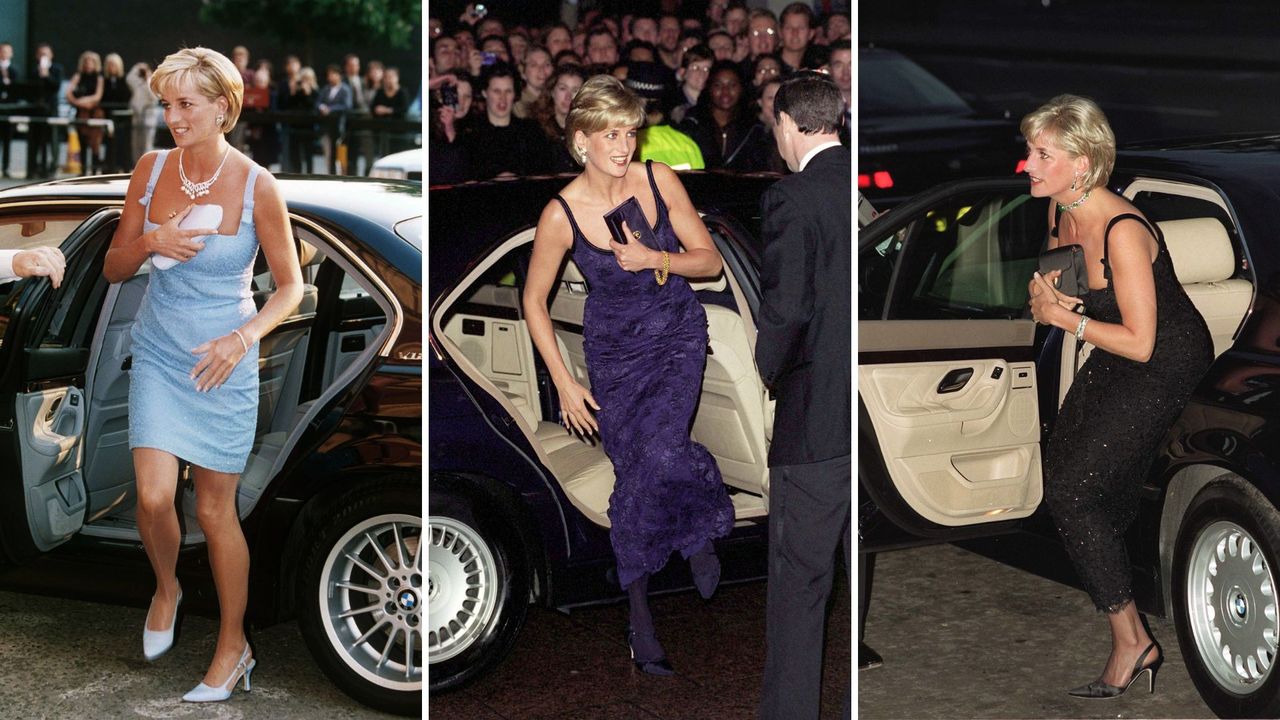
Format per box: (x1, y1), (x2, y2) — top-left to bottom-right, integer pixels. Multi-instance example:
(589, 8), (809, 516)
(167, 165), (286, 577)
(865, 189), (1049, 320)
(0, 212), (96, 350)
(859, 51), (972, 119)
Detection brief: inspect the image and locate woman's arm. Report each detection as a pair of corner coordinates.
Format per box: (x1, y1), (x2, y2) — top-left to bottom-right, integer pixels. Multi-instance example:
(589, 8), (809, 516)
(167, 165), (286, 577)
(64, 73), (80, 105)
(190, 171), (304, 392)
(103, 152), (214, 283)
(608, 161), (723, 278)
(521, 200), (600, 435)
(1030, 220), (1159, 362)
(88, 75), (104, 104)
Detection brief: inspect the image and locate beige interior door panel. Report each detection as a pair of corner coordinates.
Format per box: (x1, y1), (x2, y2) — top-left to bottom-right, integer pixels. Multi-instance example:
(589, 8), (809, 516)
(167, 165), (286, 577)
(691, 303), (770, 495)
(860, 359), (1042, 526)
(442, 310), (542, 426)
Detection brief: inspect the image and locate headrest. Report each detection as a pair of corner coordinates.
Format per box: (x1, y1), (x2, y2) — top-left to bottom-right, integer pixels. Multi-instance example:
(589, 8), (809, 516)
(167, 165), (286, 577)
(1158, 217), (1235, 284)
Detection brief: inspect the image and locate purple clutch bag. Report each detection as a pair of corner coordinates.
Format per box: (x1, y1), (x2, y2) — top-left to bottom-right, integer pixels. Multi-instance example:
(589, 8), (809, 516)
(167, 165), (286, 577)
(603, 196), (659, 249)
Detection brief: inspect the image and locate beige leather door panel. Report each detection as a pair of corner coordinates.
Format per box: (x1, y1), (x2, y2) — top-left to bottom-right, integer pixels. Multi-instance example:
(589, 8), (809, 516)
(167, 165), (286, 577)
(860, 359), (1042, 526)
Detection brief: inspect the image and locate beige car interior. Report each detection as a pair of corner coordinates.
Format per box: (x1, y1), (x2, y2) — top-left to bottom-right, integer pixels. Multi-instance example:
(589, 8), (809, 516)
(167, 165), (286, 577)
(859, 323), (1043, 527)
(861, 179), (1253, 529)
(436, 228), (774, 528)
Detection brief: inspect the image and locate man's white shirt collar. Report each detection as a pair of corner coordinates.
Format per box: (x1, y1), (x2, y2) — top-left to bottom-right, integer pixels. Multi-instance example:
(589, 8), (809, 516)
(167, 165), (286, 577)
(799, 141), (842, 173)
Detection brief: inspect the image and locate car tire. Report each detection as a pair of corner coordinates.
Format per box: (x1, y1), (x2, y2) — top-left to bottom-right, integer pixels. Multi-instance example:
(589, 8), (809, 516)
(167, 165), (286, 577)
(427, 478), (529, 693)
(297, 481), (422, 717)
(1172, 478), (1280, 719)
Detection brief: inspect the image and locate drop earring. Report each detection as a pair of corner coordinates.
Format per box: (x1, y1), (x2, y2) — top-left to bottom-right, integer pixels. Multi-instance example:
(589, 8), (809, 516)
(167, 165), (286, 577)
(1071, 172), (1079, 192)
(577, 146), (587, 163)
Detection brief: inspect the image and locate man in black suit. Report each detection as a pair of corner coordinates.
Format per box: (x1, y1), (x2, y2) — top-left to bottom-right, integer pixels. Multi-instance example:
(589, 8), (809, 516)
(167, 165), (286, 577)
(756, 71), (851, 720)
(31, 43), (63, 177)
(0, 42), (18, 177)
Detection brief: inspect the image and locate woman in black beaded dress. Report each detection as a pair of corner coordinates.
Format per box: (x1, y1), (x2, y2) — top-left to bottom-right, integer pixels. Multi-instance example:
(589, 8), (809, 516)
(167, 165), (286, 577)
(1025, 95), (1213, 699)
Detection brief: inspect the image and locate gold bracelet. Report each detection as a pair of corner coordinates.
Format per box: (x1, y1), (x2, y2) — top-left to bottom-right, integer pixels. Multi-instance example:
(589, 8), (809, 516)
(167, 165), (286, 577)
(653, 251), (670, 286)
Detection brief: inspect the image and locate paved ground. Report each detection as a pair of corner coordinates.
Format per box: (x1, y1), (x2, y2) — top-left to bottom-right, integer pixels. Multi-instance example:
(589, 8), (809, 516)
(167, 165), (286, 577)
(430, 574), (852, 719)
(0, 588), (397, 719)
(859, 543), (1216, 719)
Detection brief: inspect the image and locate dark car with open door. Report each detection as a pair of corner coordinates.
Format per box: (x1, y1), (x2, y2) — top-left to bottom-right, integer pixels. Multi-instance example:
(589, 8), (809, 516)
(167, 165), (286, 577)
(0, 174), (422, 716)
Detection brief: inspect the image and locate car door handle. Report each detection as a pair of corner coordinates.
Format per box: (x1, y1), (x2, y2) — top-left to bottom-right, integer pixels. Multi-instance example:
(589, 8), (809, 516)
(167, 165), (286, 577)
(937, 368), (974, 394)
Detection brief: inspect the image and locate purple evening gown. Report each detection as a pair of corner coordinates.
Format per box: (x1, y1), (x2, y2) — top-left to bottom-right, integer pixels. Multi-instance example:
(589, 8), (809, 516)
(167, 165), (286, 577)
(554, 161), (734, 590)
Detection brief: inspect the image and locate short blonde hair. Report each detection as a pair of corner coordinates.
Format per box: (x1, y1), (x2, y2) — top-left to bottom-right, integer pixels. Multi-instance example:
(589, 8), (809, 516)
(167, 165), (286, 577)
(564, 74), (645, 166)
(150, 47), (244, 134)
(1021, 94), (1115, 191)
(104, 53), (124, 78)
(78, 51), (101, 74)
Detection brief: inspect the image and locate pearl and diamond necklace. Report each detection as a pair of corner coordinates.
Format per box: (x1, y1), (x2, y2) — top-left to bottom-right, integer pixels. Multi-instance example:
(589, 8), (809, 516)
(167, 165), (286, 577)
(178, 147), (231, 200)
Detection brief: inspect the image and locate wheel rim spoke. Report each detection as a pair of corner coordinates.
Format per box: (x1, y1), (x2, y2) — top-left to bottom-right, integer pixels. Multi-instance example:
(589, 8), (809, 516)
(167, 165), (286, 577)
(335, 581), (381, 596)
(339, 602), (383, 620)
(346, 551), (386, 580)
(367, 531), (398, 573)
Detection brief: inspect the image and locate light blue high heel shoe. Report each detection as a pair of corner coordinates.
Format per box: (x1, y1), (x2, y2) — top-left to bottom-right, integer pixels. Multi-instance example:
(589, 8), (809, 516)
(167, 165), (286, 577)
(142, 585), (182, 661)
(181, 644), (255, 703)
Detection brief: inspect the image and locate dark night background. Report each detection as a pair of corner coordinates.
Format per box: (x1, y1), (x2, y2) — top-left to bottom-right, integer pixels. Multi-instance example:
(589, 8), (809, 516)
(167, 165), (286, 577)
(861, 0), (1280, 144)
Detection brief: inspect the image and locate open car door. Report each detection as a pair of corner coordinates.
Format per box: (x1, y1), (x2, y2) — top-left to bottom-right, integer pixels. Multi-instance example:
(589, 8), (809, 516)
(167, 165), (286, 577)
(859, 178), (1052, 543)
(0, 207), (119, 558)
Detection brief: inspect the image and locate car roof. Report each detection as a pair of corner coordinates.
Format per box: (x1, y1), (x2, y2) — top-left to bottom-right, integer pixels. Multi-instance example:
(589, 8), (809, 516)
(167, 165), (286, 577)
(428, 170), (780, 299)
(0, 173), (422, 231)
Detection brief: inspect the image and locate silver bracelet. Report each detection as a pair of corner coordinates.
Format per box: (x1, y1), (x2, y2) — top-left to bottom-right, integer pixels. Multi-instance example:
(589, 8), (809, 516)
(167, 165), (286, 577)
(1075, 314), (1089, 342)
(232, 329), (250, 352)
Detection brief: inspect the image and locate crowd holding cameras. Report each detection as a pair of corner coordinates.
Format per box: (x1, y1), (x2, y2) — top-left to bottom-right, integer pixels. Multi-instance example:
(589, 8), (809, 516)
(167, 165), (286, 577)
(428, 1), (852, 184)
(0, 40), (419, 179)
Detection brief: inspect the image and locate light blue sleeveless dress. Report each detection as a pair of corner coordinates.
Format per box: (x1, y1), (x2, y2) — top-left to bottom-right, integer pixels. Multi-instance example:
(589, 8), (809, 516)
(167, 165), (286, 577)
(128, 149), (261, 473)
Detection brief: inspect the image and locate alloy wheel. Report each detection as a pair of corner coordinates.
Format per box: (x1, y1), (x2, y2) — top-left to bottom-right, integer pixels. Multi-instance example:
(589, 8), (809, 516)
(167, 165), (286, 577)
(1186, 520), (1280, 691)
(427, 514), (500, 663)
(319, 513), (423, 690)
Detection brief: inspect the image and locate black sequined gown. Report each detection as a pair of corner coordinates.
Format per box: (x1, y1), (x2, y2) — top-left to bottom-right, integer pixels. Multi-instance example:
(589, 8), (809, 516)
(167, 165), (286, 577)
(1043, 213), (1213, 613)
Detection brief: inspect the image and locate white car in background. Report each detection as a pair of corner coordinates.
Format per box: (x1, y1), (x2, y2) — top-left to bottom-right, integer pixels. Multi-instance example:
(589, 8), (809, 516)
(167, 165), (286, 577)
(370, 149), (423, 181)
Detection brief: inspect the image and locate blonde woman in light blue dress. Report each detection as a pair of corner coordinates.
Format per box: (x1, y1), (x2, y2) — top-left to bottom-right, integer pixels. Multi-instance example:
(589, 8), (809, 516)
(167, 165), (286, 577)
(103, 47), (302, 703)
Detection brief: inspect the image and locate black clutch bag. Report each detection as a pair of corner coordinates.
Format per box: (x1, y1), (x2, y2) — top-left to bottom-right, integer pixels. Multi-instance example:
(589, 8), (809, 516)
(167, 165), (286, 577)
(603, 196), (659, 249)
(1038, 244), (1089, 298)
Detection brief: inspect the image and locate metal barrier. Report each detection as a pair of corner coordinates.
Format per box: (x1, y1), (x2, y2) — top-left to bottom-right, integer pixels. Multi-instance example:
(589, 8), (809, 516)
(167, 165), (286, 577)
(2, 104), (420, 177)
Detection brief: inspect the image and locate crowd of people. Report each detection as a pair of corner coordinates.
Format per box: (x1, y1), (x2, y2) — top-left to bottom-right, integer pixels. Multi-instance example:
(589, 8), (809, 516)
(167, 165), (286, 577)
(0, 41), (419, 179)
(427, 2), (852, 183)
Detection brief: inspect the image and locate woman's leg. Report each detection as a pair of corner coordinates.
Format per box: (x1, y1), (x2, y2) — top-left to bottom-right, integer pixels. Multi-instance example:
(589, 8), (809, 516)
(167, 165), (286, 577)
(134, 448), (182, 630)
(626, 572), (672, 671)
(192, 465), (251, 684)
(1100, 602), (1158, 686)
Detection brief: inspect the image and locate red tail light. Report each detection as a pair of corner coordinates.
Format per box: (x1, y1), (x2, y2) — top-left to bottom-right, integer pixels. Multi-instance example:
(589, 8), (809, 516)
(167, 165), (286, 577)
(858, 171), (895, 190)
(1015, 159), (1027, 174)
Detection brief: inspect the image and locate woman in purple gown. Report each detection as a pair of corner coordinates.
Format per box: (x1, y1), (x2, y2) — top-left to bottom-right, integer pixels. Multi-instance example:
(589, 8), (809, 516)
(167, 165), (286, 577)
(523, 75), (735, 676)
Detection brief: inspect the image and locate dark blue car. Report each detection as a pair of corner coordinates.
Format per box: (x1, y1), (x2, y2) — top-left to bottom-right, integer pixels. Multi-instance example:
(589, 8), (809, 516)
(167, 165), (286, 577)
(428, 171), (781, 692)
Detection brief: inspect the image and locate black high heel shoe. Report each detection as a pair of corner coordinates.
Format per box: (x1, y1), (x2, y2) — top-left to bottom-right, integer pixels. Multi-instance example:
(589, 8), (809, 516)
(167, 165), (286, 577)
(627, 628), (675, 676)
(1067, 641), (1163, 699)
